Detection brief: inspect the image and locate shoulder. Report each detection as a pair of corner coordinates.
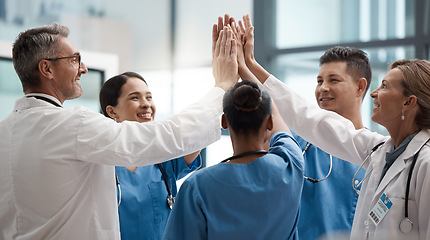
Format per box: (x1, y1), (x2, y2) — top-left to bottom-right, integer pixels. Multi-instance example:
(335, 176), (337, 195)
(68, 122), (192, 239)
(182, 164), (224, 187)
(269, 131), (304, 167)
(270, 131), (301, 155)
(290, 130), (308, 150)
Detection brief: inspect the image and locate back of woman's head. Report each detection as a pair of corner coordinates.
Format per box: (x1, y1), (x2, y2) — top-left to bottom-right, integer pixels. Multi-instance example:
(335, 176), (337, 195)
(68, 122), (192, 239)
(391, 59), (430, 129)
(223, 80), (272, 135)
(99, 72), (146, 118)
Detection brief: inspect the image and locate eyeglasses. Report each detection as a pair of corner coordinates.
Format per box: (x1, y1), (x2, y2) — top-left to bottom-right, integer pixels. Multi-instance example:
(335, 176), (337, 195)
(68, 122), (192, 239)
(45, 54), (81, 68)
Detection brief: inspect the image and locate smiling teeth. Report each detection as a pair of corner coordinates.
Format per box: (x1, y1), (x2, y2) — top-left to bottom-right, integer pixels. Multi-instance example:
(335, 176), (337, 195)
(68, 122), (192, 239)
(138, 113), (152, 118)
(373, 103), (379, 108)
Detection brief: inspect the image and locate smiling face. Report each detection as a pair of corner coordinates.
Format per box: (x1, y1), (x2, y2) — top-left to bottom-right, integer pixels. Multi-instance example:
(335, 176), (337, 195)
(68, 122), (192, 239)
(108, 77), (156, 123)
(370, 68), (407, 128)
(315, 61), (361, 116)
(50, 37), (87, 102)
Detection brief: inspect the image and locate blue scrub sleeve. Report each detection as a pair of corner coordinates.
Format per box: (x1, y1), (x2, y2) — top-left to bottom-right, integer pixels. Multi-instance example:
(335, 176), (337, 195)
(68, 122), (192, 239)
(170, 155), (201, 180)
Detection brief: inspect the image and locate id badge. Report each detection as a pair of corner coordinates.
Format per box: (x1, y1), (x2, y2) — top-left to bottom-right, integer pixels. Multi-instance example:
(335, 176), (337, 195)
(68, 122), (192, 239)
(369, 193), (393, 225)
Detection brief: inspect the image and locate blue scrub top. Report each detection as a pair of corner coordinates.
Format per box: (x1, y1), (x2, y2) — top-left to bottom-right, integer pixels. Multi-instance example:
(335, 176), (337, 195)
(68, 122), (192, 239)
(116, 156), (201, 240)
(293, 132), (365, 240)
(162, 131), (304, 240)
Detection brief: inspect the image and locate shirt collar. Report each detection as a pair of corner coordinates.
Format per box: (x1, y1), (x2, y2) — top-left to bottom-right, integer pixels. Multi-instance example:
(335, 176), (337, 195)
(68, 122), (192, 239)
(385, 131), (419, 164)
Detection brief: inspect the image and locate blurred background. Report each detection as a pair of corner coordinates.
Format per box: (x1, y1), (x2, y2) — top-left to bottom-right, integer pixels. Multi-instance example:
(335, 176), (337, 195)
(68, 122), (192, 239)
(1, 0), (429, 168)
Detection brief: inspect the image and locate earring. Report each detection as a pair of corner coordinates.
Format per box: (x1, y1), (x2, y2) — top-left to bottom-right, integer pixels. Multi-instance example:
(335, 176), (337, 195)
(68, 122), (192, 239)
(401, 111), (405, 121)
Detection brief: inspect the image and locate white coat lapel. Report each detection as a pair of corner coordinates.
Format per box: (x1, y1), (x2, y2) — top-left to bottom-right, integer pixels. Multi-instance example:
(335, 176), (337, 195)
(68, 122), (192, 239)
(374, 130), (430, 198)
(374, 153), (406, 197)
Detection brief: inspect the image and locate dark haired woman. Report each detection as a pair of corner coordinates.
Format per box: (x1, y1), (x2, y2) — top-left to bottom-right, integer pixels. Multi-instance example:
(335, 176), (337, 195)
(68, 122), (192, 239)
(162, 80), (304, 239)
(99, 72), (201, 240)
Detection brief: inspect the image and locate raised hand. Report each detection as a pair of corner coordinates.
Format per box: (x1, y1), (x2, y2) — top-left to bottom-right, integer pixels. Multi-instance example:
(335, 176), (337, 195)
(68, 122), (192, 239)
(229, 18), (246, 66)
(239, 14), (256, 64)
(212, 27), (238, 91)
(212, 14), (233, 58)
(238, 14), (270, 84)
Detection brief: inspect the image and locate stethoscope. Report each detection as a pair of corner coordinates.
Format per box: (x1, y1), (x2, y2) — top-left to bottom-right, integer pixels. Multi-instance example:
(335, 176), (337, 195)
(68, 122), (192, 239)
(115, 163), (175, 209)
(302, 143), (333, 183)
(351, 138), (430, 234)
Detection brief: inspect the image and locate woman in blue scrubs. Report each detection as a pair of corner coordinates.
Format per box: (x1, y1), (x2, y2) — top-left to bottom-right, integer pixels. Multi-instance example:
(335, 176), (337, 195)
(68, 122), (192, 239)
(99, 72), (201, 240)
(162, 80), (304, 240)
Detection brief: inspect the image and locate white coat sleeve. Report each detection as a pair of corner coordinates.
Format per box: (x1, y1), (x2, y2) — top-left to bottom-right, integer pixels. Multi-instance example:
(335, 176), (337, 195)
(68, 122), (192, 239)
(76, 87), (224, 166)
(263, 75), (386, 166)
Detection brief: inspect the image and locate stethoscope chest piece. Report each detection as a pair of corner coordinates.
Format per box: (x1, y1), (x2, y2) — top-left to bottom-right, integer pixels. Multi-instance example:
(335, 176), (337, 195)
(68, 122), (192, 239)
(399, 217), (413, 233)
(167, 195), (175, 209)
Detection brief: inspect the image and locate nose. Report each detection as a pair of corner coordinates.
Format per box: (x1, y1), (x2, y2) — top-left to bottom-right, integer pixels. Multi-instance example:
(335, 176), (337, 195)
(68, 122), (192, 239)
(319, 81), (329, 92)
(79, 61), (88, 74)
(140, 98), (151, 108)
(370, 88), (378, 98)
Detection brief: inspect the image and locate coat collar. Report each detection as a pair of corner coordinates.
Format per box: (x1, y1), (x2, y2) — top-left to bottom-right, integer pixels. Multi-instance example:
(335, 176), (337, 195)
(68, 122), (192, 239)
(374, 129), (430, 197)
(14, 94), (62, 111)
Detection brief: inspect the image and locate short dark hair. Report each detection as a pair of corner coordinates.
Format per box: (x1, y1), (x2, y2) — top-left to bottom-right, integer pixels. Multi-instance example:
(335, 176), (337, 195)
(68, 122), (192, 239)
(12, 23), (69, 91)
(320, 46), (372, 96)
(99, 72), (147, 118)
(223, 80), (272, 135)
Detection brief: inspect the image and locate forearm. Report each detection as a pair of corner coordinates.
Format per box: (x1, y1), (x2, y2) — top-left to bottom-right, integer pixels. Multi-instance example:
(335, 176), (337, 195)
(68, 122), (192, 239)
(245, 57), (270, 84)
(76, 87), (224, 166)
(238, 62), (259, 83)
(183, 150), (201, 166)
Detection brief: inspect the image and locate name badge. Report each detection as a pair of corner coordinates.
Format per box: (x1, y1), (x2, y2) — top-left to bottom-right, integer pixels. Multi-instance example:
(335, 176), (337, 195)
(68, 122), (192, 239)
(369, 193), (392, 225)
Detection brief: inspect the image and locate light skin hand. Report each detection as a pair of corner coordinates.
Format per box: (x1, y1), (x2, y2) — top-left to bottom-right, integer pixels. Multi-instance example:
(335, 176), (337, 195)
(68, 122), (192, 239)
(212, 27), (238, 91)
(212, 14), (233, 58)
(213, 14), (242, 81)
(229, 19), (261, 84)
(229, 18), (246, 67)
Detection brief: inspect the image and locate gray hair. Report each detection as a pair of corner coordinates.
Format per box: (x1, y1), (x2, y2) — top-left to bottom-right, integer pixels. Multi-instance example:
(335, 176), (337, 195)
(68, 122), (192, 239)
(12, 23), (69, 91)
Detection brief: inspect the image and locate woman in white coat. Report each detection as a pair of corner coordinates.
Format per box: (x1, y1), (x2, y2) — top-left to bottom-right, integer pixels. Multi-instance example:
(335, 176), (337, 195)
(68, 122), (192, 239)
(236, 13), (430, 240)
(261, 60), (430, 240)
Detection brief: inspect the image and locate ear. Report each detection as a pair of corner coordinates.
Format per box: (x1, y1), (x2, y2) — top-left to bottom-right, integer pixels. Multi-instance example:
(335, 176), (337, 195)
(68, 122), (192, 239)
(106, 105), (118, 120)
(221, 114), (229, 129)
(266, 115), (273, 131)
(356, 77), (367, 98)
(403, 95), (418, 111)
(38, 59), (54, 79)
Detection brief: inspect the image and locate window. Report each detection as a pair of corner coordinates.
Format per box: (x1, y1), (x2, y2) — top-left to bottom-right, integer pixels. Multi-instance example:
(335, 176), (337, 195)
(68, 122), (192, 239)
(0, 46), (118, 119)
(254, 0), (430, 134)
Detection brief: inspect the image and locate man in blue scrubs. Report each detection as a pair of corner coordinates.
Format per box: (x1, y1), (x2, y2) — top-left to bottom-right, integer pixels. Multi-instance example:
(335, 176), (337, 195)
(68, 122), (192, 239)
(272, 46), (369, 240)
(293, 46), (371, 240)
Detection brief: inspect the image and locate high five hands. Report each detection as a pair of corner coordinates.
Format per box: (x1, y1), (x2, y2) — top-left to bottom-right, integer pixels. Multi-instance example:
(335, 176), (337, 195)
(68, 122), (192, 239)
(211, 23), (239, 91)
(212, 14), (261, 84)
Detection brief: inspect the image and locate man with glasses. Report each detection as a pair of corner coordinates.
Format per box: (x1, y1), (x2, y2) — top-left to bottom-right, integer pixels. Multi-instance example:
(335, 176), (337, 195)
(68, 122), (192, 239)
(0, 23), (238, 239)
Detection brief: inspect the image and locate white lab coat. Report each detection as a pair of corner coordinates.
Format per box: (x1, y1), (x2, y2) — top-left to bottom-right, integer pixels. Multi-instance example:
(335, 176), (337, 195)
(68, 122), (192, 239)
(0, 89), (223, 240)
(263, 75), (430, 240)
